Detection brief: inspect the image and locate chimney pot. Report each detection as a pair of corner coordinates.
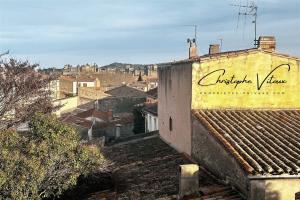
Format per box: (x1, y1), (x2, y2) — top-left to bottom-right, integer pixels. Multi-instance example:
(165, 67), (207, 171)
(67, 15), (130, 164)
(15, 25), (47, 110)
(115, 124), (122, 139)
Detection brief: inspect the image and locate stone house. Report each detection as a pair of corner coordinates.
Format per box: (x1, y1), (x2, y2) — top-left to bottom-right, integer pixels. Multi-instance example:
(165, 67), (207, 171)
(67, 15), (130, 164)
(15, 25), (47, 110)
(158, 36), (300, 200)
(59, 75), (100, 98)
(96, 85), (147, 113)
(62, 108), (135, 142)
(143, 88), (158, 133)
(145, 87), (158, 103)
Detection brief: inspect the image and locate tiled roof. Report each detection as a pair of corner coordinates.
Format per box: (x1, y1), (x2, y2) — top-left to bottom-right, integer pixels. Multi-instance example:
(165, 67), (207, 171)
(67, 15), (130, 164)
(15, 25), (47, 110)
(146, 87), (158, 98)
(143, 102), (158, 116)
(59, 75), (96, 82)
(94, 113), (134, 129)
(62, 115), (93, 129)
(197, 185), (243, 200)
(105, 85), (147, 98)
(96, 136), (243, 199)
(75, 109), (112, 121)
(192, 109), (300, 175)
(159, 48), (300, 66)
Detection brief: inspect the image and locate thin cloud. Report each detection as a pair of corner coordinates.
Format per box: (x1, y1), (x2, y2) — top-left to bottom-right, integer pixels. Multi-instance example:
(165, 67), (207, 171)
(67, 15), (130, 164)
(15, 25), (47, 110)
(0, 0), (299, 67)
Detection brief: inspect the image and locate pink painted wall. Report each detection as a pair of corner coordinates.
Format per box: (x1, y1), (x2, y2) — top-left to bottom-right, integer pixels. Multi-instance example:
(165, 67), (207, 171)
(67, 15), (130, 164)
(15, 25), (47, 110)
(158, 62), (192, 155)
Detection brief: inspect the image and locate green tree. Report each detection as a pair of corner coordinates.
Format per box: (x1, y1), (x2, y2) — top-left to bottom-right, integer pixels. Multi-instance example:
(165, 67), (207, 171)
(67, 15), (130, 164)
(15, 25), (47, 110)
(132, 105), (145, 134)
(0, 113), (103, 200)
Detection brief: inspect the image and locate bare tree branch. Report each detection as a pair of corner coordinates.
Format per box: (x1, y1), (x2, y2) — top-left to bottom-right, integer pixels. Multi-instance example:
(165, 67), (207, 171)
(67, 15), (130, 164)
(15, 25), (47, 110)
(0, 59), (59, 129)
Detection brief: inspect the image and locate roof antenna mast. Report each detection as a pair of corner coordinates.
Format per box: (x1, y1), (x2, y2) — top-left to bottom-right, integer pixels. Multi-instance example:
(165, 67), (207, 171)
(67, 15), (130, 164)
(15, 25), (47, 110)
(184, 25), (198, 59)
(231, 1), (258, 47)
(183, 25), (198, 44)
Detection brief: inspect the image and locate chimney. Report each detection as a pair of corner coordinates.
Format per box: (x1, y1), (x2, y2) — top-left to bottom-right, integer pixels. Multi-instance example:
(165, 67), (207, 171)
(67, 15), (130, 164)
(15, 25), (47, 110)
(94, 78), (101, 88)
(187, 38), (198, 59)
(258, 36), (276, 52)
(209, 44), (220, 54)
(107, 109), (113, 121)
(178, 164), (199, 198)
(115, 124), (121, 139)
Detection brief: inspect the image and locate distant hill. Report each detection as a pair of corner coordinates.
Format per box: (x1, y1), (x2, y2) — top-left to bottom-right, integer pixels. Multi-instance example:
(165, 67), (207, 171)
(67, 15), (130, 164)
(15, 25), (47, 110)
(100, 62), (148, 70)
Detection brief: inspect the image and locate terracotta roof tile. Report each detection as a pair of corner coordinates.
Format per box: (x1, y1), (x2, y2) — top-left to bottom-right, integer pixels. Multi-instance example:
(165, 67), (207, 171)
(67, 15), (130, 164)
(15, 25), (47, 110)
(158, 48), (300, 66)
(143, 102), (158, 116)
(146, 87), (158, 98)
(97, 136), (243, 199)
(75, 109), (112, 121)
(104, 85), (147, 97)
(62, 115), (93, 129)
(192, 109), (300, 175)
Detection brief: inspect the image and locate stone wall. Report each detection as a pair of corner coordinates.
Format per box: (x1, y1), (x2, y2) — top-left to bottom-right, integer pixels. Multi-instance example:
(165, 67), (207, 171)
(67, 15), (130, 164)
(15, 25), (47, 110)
(93, 123), (134, 141)
(191, 115), (249, 195)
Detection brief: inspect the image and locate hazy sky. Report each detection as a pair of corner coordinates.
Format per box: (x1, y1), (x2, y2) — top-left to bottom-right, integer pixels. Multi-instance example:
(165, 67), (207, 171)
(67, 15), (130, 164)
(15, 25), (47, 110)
(0, 0), (299, 68)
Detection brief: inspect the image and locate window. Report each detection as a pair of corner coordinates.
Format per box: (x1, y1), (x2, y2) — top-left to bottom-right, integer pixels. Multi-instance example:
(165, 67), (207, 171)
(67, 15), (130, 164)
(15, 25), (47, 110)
(169, 117), (172, 132)
(296, 192), (300, 200)
(83, 83), (87, 87)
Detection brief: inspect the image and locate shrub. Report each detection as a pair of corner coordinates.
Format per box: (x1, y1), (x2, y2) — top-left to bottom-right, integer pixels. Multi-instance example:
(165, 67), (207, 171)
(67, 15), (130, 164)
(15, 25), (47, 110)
(0, 113), (103, 200)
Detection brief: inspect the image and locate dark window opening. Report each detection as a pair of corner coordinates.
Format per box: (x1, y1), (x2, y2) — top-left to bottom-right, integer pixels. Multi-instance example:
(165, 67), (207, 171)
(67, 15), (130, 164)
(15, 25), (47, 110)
(296, 192), (300, 200)
(169, 117), (172, 132)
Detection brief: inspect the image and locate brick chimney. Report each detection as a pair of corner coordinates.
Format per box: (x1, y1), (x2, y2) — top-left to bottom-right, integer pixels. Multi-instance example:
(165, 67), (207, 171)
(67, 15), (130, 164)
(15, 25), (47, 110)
(258, 36), (276, 52)
(209, 44), (220, 54)
(187, 38), (198, 59)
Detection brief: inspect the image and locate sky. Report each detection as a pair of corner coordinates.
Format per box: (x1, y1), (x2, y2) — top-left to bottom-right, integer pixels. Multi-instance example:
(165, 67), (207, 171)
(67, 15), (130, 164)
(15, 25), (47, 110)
(0, 0), (299, 68)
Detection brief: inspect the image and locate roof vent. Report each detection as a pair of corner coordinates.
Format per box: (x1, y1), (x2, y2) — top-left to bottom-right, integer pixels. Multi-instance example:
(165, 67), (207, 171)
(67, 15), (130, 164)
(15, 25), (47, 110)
(258, 36), (276, 52)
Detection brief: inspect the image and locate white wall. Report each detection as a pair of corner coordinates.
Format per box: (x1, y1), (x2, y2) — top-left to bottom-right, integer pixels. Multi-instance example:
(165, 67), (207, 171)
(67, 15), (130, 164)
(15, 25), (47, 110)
(146, 113), (158, 132)
(72, 81), (95, 95)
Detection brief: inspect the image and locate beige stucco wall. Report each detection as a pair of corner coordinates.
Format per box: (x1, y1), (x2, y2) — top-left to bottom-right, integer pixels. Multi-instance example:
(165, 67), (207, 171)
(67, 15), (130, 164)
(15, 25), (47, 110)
(192, 52), (300, 109)
(59, 79), (74, 98)
(158, 62), (192, 154)
(54, 96), (78, 117)
(250, 178), (300, 200)
(78, 87), (108, 102)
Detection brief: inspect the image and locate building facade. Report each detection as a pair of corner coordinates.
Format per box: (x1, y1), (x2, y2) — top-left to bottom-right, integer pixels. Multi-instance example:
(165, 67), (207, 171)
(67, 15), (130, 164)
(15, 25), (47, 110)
(158, 37), (300, 200)
(143, 103), (158, 133)
(59, 76), (100, 98)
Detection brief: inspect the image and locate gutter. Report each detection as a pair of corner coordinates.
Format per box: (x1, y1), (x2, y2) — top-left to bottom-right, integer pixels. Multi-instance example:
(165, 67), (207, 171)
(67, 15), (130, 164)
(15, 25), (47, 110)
(248, 174), (300, 180)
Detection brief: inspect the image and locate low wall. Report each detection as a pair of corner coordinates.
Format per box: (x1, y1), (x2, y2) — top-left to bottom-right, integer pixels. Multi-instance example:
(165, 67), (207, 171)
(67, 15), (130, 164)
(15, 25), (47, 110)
(250, 178), (300, 200)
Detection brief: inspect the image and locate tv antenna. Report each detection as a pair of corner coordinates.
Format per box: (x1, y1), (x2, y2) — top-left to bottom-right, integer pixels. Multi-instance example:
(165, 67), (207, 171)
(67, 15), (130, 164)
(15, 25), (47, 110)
(219, 38), (223, 51)
(183, 25), (197, 44)
(231, 1), (258, 47)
